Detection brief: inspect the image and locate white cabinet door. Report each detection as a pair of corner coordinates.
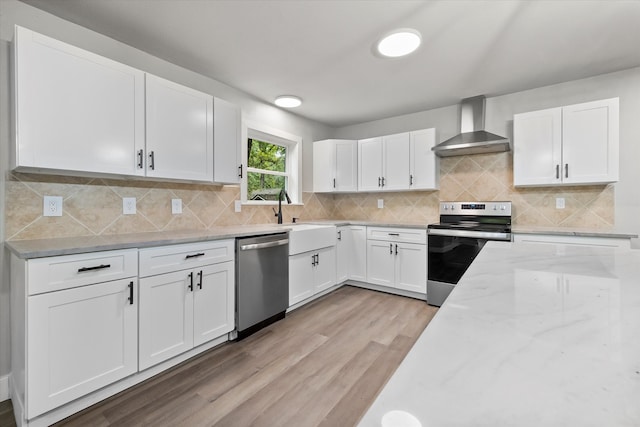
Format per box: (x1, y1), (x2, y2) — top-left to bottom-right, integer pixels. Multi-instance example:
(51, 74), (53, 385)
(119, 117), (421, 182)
(139, 270), (194, 370)
(14, 26), (145, 176)
(193, 261), (235, 347)
(146, 74), (213, 182)
(314, 246), (337, 293)
(27, 278), (137, 417)
(213, 97), (242, 184)
(513, 107), (562, 186)
(366, 240), (395, 287)
(313, 140), (336, 192)
(562, 98), (619, 185)
(349, 226), (367, 281)
(336, 227), (350, 283)
(358, 137), (383, 191)
(289, 252), (315, 306)
(395, 242), (427, 293)
(410, 128), (438, 190)
(335, 140), (358, 192)
(382, 132), (410, 191)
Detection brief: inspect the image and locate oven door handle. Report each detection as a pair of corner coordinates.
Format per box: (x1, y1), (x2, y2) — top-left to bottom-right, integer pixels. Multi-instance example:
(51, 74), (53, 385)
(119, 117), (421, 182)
(428, 228), (511, 241)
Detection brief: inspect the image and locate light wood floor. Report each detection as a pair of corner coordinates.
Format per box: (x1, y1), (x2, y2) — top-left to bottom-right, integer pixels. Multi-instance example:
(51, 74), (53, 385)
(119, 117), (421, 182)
(8, 286), (438, 427)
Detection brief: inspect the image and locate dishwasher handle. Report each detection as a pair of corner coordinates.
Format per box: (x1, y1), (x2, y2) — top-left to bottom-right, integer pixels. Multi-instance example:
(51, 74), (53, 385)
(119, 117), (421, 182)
(239, 239), (289, 251)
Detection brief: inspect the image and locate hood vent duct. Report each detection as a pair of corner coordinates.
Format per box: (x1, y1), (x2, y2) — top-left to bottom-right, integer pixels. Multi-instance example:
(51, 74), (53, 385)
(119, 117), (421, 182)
(432, 95), (510, 157)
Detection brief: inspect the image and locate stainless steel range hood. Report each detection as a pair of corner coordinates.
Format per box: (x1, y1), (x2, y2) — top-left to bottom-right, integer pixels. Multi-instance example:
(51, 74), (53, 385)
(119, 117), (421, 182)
(432, 95), (510, 157)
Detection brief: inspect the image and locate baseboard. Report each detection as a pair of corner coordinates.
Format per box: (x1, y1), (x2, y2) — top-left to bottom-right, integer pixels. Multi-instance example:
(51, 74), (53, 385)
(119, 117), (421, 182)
(0, 374), (9, 402)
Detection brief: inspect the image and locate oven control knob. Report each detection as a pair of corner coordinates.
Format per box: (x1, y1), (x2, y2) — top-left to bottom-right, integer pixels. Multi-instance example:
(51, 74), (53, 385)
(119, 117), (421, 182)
(493, 205), (497, 210)
(450, 204), (455, 211)
(501, 205), (506, 210)
(443, 205), (448, 210)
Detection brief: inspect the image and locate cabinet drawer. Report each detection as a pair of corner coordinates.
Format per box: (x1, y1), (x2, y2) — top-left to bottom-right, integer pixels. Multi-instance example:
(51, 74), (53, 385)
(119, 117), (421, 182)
(139, 240), (234, 277)
(27, 249), (138, 295)
(367, 227), (427, 244)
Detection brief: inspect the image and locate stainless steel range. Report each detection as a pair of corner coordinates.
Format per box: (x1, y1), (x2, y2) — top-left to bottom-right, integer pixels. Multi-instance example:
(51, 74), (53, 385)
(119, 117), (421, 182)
(427, 201), (512, 307)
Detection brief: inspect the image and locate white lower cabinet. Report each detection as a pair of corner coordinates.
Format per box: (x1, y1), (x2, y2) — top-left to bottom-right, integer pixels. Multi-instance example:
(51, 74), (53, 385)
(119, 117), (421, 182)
(11, 249), (139, 420)
(336, 226), (367, 283)
(138, 241), (235, 370)
(366, 227), (427, 294)
(289, 246), (336, 306)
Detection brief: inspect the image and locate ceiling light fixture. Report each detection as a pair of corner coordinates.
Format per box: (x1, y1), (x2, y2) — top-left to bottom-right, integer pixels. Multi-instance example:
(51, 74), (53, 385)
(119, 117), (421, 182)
(274, 95), (302, 108)
(376, 29), (422, 58)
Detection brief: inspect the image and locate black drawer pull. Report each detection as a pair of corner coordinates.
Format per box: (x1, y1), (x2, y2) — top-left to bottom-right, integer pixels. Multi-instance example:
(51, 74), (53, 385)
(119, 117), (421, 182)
(128, 281), (134, 305)
(78, 264), (111, 273)
(388, 233), (400, 236)
(185, 252), (205, 259)
(238, 164), (243, 178)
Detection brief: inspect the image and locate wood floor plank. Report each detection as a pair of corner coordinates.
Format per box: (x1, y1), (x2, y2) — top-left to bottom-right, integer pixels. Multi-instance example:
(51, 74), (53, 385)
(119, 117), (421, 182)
(37, 286), (439, 427)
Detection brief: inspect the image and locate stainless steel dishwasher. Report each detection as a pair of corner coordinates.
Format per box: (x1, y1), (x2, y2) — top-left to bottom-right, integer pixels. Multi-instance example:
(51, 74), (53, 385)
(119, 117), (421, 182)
(235, 233), (289, 339)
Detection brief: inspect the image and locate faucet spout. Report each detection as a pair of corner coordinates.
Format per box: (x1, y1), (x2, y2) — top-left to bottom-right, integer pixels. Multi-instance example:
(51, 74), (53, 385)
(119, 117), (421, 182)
(275, 188), (291, 224)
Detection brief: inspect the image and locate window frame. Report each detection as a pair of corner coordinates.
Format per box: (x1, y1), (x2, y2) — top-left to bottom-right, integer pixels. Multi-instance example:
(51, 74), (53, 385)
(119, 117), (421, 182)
(241, 119), (302, 205)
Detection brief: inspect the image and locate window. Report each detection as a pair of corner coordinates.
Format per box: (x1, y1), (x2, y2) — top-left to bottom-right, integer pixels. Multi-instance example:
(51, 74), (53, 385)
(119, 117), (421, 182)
(241, 120), (301, 204)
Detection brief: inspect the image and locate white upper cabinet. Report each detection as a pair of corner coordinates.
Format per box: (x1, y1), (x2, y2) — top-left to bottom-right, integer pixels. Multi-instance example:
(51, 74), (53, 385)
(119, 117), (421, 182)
(357, 129), (438, 192)
(382, 133), (411, 191)
(409, 128), (439, 190)
(13, 26), (145, 176)
(313, 139), (358, 192)
(213, 97), (242, 184)
(514, 98), (619, 186)
(146, 74), (214, 182)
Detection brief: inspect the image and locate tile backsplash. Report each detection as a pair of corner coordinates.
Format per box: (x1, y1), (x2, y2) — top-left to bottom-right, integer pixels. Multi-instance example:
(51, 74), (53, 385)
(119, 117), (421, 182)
(5, 151), (613, 241)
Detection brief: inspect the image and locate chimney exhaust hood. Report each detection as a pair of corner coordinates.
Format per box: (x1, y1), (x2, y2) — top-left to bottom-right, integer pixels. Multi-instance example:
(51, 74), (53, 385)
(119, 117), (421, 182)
(432, 95), (510, 157)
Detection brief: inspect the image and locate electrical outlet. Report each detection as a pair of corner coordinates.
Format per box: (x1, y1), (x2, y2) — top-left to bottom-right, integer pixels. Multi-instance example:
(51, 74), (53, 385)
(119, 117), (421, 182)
(377, 199), (384, 209)
(556, 197), (565, 209)
(234, 200), (242, 213)
(43, 196), (63, 217)
(172, 199), (182, 214)
(123, 197), (136, 215)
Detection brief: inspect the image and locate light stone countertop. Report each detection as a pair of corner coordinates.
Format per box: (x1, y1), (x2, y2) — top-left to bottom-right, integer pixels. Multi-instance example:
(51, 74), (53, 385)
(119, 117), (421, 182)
(359, 241), (640, 427)
(512, 225), (637, 239)
(5, 220), (637, 259)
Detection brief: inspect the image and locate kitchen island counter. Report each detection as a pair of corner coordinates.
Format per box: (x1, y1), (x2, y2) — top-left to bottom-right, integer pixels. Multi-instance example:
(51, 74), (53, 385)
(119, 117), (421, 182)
(359, 241), (640, 426)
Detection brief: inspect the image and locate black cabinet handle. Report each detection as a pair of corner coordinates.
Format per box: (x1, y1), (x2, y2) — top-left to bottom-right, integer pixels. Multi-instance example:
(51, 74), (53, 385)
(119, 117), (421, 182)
(238, 164), (243, 178)
(388, 233), (400, 236)
(185, 252), (205, 259)
(378, 177), (381, 187)
(565, 164), (569, 178)
(197, 270), (203, 289)
(382, 177), (385, 187)
(389, 243), (393, 254)
(188, 272), (194, 292)
(128, 281), (134, 305)
(410, 174), (414, 185)
(137, 149), (144, 169)
(556, 164), (560, 179)
(395, 244), (398, 255)
(149, 151), (155, 170)
(316, 253), (319, 265)
(78, 264), (111, 273)
(333, 178), (336, 188)
(337, 230), (342, 241)
(311, 254), (316, 266)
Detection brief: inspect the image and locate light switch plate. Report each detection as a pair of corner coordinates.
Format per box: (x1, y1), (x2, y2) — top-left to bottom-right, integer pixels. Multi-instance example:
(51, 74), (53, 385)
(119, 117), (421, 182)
(43, 196), (63, 217)
(234, 200), (242, 213)
(123, 197), (136, 215)
(172, 199), (182, 214)
(556, 197), (565, 209)
(377, 199), (384, 209)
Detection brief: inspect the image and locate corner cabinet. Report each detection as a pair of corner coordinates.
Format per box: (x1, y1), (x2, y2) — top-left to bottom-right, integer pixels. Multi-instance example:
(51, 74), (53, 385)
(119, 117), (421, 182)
(213, 97), (242, 184)
(336, 225), (367, 283)
(13, 26), (145, 176)
(145, 75), (214, 182)
(513, 98), (619, 187)
(313, 139), (358, 192)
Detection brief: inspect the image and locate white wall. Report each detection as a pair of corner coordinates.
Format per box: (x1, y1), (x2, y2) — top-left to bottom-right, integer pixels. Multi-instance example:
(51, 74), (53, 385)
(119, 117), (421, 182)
(0, 0), (333, 387)
(333, 67), (640, 247)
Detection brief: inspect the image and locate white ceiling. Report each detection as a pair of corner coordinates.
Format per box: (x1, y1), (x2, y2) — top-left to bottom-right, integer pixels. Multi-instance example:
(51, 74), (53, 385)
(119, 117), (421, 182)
(20, 0), (640, 127)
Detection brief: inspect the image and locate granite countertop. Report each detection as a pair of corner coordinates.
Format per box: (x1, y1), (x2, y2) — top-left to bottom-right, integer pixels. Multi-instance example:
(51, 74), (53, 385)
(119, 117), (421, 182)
(359, 241), (640, 426)
(5, 220), (637, 259)
(512, 225), (638, 239)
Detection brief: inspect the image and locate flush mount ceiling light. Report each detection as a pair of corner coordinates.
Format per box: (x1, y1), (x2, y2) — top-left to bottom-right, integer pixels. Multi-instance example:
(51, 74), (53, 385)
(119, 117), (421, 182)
(274, 95), (302, 108)
(376, 29), (422, 58)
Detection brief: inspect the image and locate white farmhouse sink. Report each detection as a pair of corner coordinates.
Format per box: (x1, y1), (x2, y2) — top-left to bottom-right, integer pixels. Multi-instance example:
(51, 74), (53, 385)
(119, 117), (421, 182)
(288, 224), (336, 255)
